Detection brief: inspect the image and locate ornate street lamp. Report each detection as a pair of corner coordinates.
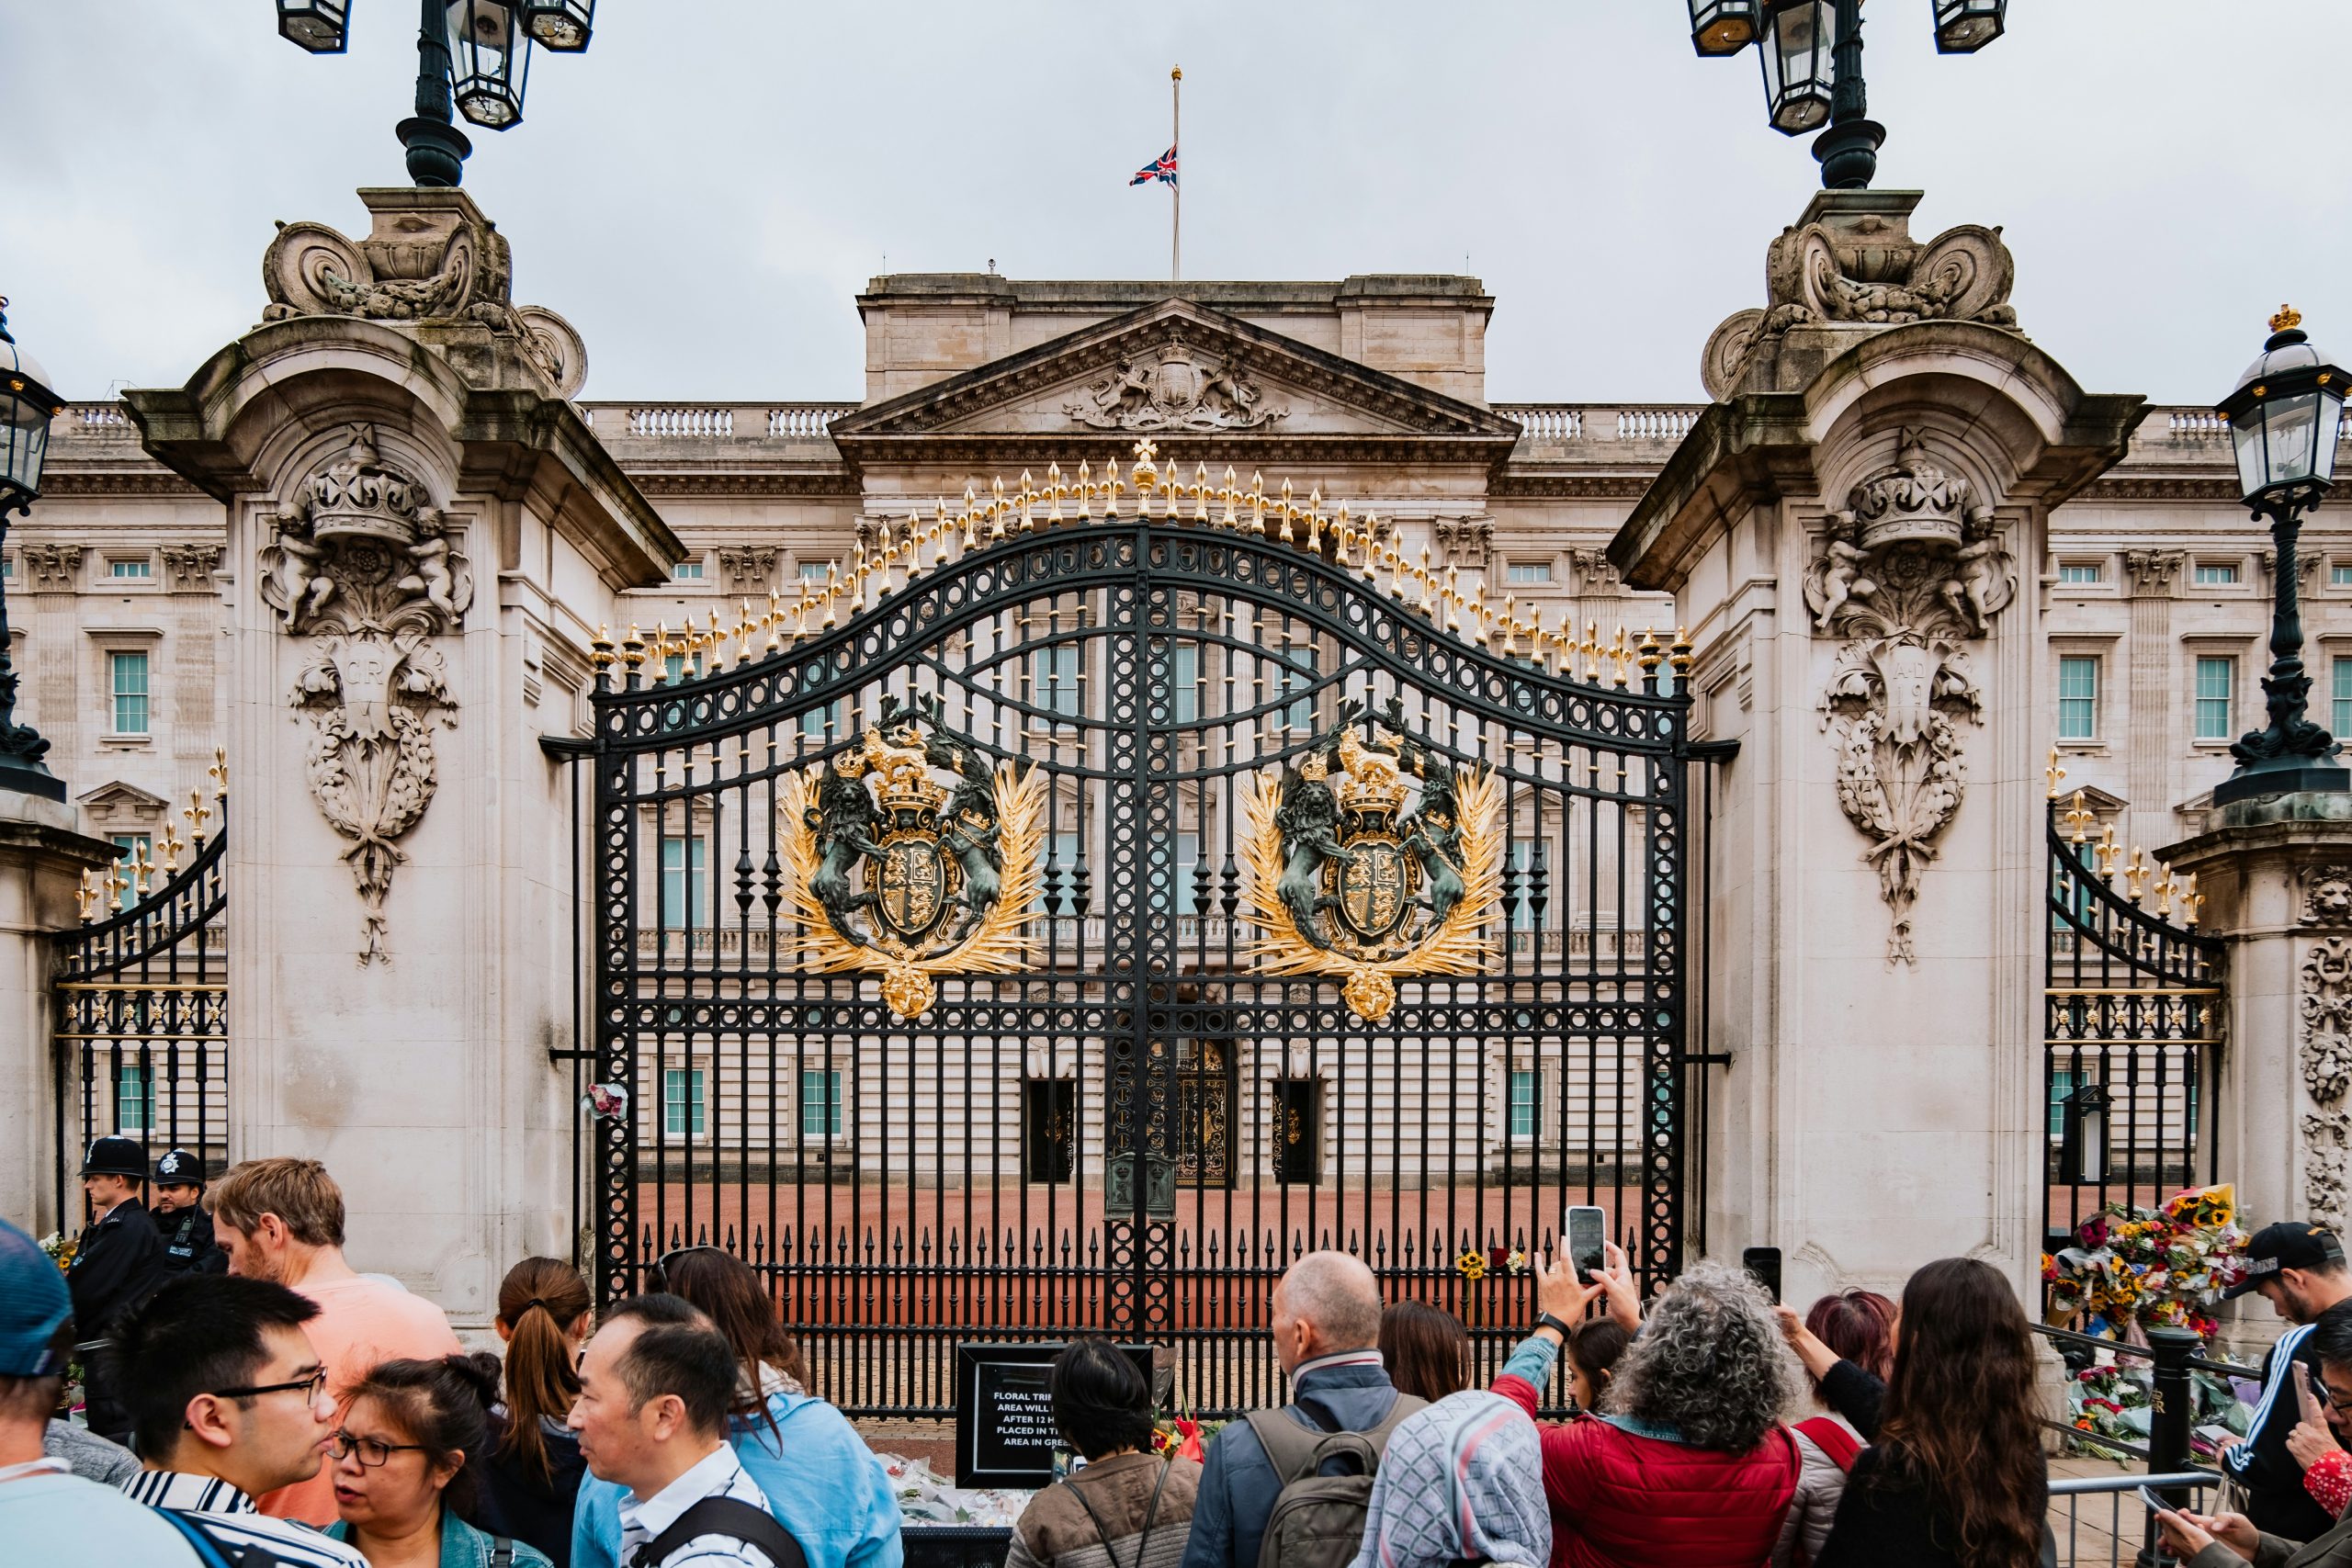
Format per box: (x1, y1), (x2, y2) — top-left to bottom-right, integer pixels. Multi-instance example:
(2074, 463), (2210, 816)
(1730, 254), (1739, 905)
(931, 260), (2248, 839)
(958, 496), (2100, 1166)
(276, 0), (351, 53)
(1688, 1), (1762, 55)
(1932, 0), (2006, 52)
(275, 0), (594, 186)
(1691, 0), (2005, 189)
(0, 299), (65, 800)
(2211, 307), (2350, 806)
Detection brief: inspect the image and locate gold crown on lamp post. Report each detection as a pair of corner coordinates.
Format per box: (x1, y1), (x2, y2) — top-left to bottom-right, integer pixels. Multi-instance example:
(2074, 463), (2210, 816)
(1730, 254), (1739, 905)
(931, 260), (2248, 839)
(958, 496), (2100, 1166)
(2272, 304), (2303, 334)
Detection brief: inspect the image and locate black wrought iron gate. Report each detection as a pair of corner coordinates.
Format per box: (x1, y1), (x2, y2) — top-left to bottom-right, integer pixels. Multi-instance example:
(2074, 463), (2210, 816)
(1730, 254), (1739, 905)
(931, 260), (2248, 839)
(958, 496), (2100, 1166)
(586, 451), (1695, 1416)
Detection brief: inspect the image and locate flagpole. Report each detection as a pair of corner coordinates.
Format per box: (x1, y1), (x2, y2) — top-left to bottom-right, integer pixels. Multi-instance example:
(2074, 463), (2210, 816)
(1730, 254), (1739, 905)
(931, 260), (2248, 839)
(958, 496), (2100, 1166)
(1170, 65), (1182, 283)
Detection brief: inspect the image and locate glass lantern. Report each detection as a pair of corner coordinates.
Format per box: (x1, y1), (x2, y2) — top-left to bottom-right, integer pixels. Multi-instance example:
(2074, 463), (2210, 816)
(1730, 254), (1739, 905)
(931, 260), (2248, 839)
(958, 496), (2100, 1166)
(1931, 0), (2006, 53)
(2219, 310), (2346, 511)
(447, 1), (531, 129)
(275, 0), (351, 54)
(1688, 0), (1762, 55)
(1758, 0), (1837, 135)
(522, 0), (594, 50)
(0, 304), (62, 518)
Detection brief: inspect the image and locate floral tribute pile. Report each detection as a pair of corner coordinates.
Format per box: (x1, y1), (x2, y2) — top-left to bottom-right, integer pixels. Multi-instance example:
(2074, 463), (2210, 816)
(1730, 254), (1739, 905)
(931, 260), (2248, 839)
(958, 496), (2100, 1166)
(2041, 1184), (2256, 1457)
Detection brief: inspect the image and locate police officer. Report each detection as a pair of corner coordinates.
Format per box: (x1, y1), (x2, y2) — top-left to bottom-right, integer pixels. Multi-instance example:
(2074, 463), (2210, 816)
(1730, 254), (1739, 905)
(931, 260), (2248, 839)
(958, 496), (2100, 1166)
(66, 1134), (166, 1442)
(151, 1146), (227, 1275)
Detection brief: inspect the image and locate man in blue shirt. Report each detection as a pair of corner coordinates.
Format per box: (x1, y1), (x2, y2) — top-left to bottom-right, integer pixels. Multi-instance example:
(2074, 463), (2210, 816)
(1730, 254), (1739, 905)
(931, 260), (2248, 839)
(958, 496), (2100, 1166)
(1180, 1251), (1421, 1568)
(2222, 1221), (2352, 1540)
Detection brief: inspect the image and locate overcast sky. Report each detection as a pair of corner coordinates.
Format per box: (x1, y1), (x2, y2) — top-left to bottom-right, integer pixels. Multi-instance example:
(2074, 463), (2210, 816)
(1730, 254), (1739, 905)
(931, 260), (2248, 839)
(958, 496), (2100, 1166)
(6, 2), (2344, 407)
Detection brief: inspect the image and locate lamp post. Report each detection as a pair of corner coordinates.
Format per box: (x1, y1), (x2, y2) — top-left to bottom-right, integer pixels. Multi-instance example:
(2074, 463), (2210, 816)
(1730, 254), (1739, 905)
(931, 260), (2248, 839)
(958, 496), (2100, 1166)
(0, 299), (64, 801)
(2211, 308), (2350, 807)
(1686, 0), (2006, 189)
(274, 0), (595, 186)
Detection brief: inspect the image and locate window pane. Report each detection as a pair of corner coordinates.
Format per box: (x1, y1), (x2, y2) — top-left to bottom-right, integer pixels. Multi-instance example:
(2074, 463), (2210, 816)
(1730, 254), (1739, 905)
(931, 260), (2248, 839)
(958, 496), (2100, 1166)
(1509, 840), (1549, 931)
(799, 560), (831, 581)
(117, 1064), (152, 1134)
(660, 836), (706, 926)
(662, 1067), (706, 1137)
(1506, 561), (1553, 584)
(2335, 658), (2352, 741)
(2193, 563), (2239, 586)
(2057, 657), (2098, 740)
(2334, 564), (2352, 587)
(802, 1068), (842, 1137)
(1155, 829), (1202, 915)
(1272, 654), (1314, 732)
(2049, 1070), (2076, 1140)
(108, 558), (152, 579)
(1508, 1068), (1537, 1140)
(1172, 645), (1200, 727)
(110, 651), (150, 735)
(1033, 647), (1080, 718)
(2195, 657), (2235, 740)
(2058, 563), (2101, 584)
(672, 559), (705, 580)
(799, 698), (846, 739)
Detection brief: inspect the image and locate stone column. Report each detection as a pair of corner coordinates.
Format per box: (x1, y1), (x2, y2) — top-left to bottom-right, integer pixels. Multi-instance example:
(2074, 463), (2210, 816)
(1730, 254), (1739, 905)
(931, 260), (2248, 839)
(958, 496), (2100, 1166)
(1610, 190), (2146, 1303)
(0, 792), (115, 1234)
(124, 188), (676, 1327)
(2161, 795), (2352, 1250)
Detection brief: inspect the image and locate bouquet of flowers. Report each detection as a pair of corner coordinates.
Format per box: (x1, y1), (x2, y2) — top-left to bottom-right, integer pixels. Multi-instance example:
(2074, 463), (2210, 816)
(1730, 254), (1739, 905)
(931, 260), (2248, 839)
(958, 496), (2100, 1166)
(2064, 1360), (2250, 1461)
(2043, 1183), (2249, 1340)
(1150, 1413), (1221, 1462)
(38, 1231), (75, 1272)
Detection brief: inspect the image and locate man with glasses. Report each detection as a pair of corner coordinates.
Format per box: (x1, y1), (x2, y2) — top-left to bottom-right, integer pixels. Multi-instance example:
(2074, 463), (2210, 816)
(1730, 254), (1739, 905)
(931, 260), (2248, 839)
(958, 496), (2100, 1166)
(111, 1274), (368, 1568)
(2222, 1222), (2352, 1541)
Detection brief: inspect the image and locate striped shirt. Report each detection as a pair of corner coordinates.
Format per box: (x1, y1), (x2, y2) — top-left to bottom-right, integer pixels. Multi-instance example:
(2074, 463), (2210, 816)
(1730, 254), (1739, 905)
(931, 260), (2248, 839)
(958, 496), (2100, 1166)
(617, 1443), (779, 1567)
(121, 1469), (369, 1568)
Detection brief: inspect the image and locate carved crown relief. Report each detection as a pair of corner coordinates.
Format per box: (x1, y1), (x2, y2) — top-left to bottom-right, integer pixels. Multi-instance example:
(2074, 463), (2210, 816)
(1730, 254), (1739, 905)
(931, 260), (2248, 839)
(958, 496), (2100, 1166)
(260, 425), (474, 965)
(1065, 326), (1286, 434)
(1804, 432), (2017, 965)
(261, 202), (587, 399)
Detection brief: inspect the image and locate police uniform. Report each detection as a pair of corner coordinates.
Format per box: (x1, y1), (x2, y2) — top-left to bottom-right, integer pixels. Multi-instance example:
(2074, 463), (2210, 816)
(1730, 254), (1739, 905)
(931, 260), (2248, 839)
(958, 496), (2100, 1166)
(152, 1148), (226, 1276)
(65, 1136), (166, 1443)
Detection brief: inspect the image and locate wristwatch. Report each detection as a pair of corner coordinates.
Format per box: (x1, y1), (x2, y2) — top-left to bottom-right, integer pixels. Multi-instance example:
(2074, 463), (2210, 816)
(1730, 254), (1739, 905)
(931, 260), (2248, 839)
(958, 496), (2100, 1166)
(1535, 1311), (1576, 1339)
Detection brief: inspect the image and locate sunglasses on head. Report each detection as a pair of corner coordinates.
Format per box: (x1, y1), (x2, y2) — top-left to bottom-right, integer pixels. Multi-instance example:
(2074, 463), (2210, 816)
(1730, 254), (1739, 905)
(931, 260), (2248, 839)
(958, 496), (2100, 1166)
(649, 1245), (727, 1292)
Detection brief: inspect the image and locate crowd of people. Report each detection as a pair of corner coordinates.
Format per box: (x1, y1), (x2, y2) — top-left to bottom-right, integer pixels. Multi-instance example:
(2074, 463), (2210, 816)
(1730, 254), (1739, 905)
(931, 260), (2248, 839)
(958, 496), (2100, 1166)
(17, 1135), (2352, 1568)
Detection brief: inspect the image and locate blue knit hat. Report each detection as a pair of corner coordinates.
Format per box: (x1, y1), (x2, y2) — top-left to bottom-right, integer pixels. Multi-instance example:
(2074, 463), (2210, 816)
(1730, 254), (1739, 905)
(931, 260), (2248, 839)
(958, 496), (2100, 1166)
(0, 1217), (72, 1376)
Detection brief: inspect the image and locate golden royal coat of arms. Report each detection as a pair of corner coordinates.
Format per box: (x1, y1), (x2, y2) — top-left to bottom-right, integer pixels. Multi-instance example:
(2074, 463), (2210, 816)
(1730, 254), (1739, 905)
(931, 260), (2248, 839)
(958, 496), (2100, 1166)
(779, 694), (1045, 1019)
(1238, 699), (1503, 1021)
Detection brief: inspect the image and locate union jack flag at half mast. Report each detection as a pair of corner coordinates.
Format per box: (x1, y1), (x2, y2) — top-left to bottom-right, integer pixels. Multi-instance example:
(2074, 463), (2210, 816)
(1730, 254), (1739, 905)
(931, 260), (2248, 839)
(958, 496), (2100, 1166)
(1130, 146), (1178, 187)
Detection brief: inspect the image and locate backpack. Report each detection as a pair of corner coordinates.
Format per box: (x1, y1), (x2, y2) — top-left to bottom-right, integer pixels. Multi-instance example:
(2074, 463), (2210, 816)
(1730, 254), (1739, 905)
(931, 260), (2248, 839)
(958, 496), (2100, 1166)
(627, 1496), (809, 1568)
(148, 1510), (295, 1568)
(1243, 1392), (1428, 1568)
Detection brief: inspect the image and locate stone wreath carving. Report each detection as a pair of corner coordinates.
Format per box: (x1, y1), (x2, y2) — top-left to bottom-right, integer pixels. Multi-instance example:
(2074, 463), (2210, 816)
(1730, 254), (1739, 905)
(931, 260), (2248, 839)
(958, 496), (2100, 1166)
(260, 209), (587, 399)
(2305, 938), (2352, 1225)
(1065, 327), (1286, 433)
(260, 425), (473, 965)
(1804, 433), (2015, 965)
(1702, 217), (2018, 400)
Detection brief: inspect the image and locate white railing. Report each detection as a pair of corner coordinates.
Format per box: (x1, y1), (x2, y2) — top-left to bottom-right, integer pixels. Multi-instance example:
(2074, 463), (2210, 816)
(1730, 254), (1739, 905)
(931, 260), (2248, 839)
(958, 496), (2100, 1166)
(76, 403), (130, 428)
(2167, 410), (2228, 442)
(572, 402), (859, 440)
(1492, 405), (1702, 444)
(769, 404), (855, 437)
(1616, 409), (1699, 441)
(630, 406), (734, 438)
(1500, 406), (1584, 440)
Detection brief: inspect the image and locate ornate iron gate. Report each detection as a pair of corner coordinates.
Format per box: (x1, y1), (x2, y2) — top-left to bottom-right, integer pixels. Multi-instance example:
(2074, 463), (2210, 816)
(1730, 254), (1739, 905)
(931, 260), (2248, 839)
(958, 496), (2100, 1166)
(587, 448), (1695, 1416)
(55, 759), (230, 1213)
(2044, 758), (2224, 1249)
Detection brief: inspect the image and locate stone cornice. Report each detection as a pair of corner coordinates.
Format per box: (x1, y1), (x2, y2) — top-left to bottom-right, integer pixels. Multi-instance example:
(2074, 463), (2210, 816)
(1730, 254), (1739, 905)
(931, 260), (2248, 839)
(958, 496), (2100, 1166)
(2078, 476), (2245, 502)
(32, 470), (210, 498)
(829, 431), (1517, 472)
(1488, 472), (1656, 500)
(629, 470), (861, 499)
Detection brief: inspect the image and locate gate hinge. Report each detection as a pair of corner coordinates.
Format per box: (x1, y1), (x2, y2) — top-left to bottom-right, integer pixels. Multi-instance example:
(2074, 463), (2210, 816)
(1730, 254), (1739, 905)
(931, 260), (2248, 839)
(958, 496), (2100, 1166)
(1680, 1051), (1736, 1067)
(1689, 739), (1741, 763)
(540, 734), (597, 760)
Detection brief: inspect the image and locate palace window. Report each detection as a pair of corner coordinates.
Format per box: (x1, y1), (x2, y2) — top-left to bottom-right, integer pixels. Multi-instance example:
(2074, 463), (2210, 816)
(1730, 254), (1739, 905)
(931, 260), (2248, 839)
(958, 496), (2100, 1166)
(800, 1067), (844, 1139)
(1506, 561), (1554, 584)
(1152, 830), (1202, 915)
(2057, 656), (2099, 740)
(798, 697), (848, 741)
(799, 559), (831, 581)
(660, 835), (706, 927)
(1033, 646), (1080, 718)
(2058, 563), (2102, 585)
(664, 652), (688, 682)
(2193, 562), (2239, 587)
(2335, 657), (2352, 741)
(1270, 652), (1315, 733)
(1022, 1078), (1075, 1183)
(1171, 644), (1204, 726)
(116, 1062), (154, 1135)
(2194, 657), (2236, 741)
(109, 651), (150, 735)
(1270, 1078), (1322, 1185)
(2047, 1067), (2080, 1139)
(1508, 1067), (1540, 1142)
(107, 558), (153, 580)
(672, 559), (705, 581)
(662, 1066), (706, 1138)
(2335, 564), (2352, 588)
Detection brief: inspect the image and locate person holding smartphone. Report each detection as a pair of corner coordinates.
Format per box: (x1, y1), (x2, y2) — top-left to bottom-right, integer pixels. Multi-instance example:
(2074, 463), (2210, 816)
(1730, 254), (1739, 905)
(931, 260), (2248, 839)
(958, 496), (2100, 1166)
(2157, 1304), (2352, 1565)
(2221, 1224), (2352, 1541)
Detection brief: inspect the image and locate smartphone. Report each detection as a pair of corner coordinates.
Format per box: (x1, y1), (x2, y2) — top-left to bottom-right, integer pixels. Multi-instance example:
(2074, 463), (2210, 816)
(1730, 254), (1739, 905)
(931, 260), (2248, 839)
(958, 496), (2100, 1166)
(1566, 1205), (1607, 1283)
(2136, 1484), (2171, 1514)
(1742, 1246), (1782, 1305)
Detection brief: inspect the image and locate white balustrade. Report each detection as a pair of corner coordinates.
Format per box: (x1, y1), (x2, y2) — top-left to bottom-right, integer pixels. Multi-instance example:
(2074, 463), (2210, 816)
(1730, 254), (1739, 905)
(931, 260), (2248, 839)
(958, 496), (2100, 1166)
(1498, 405), (1585, 440)
(1615, 409), (1699, 442)
(767, 405), (854, 437)
(629, 406), (735, 438)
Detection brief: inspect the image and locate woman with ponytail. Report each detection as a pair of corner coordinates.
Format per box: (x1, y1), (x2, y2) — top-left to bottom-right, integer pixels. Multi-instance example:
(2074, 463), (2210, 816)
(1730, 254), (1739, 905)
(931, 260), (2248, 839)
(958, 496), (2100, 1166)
(474, 1258), (591, 1567)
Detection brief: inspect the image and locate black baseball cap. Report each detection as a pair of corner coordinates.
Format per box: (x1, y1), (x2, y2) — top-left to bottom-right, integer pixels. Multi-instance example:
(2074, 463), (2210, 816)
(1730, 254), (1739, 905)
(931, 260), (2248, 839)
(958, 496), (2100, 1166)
(2227, 1221), (2348, 1298)
(154, 1148), (204, 1186)
(81, 1134), (148, 1180)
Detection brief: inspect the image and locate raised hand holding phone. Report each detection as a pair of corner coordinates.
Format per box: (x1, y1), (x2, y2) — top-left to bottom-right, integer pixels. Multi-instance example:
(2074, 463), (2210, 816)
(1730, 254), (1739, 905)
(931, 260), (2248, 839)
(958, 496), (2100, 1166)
(2289, 1374), (2344, 1469)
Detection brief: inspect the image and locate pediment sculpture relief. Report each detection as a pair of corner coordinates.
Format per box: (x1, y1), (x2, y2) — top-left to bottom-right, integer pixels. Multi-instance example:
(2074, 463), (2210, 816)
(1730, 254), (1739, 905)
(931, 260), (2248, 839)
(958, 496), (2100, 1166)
(1065, 328), (1286, 434)
(260, 424), (474, 964)
(1804, 433), (2017, 966)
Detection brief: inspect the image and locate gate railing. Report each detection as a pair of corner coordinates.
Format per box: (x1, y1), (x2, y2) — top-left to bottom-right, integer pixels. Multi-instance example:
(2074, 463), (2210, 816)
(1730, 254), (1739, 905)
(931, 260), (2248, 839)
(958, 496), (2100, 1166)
(2044, 754), (2223, 1252)
(54, 754), (230, 1213)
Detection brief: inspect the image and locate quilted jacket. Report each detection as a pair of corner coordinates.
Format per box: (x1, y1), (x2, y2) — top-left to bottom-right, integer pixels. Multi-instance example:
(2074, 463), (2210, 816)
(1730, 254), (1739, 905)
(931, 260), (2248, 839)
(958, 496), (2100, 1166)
(1491, 1371), (1802, 1568)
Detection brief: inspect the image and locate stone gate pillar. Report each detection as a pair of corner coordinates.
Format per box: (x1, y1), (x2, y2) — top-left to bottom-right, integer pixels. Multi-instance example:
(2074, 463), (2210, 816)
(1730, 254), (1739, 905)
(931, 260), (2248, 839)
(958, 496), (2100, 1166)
(2162, 797), (2352, 1250)
(1609, 191), (2146, 1303)
(0, 794), (115, 1235)
(123, 188), (675, 1326)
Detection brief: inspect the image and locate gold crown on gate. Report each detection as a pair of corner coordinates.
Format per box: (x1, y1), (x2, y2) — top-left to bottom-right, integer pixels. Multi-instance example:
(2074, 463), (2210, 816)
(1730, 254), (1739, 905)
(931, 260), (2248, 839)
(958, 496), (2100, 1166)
(1336, 731), (1408, 814)
(860, 728), (948, 814)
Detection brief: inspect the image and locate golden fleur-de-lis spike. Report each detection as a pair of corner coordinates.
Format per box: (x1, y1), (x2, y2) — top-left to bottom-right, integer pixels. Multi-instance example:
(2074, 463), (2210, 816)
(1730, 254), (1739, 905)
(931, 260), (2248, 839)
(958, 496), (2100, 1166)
(1609, 626), (1632, 686)
(767, 597), (786, 655)
(848, 565), (866, 614)
(1416, 546), (1436, 615)
(2062, 788), (2095, 844)
(160, 820), (185, 874)
(1582, 620), (1602, 682)
(820, 572), (840, 629)
(1278, 479), (1295, 544)
(2093, 823), (2119, 878)
(1386, 544), (1408, 601)
(2182, 873), (2205, 927)
(1077, 459), (1094, 520)
(131, 840), (153, 899)
(1103, 457), (1122, 518)
(2154, 870), (2177, 917)
(1332, 520), (1354, 569)
(76, 868), (97, 923)
(105, 862), (129, 910)
(209, 746), (229, 800)
(1499, 593), (1519, 656)
(707, 609), (728, 672)
(186, 788), (212, 845)
(650, 621), (672, 682)
(739, 600), (758, 662)
(1220, 466), (1239, 528)
(2045, 745), (2066, 800)
(1044, 462), (1065, 525)
(1248, 471), (1266, 536)
(1306, 488), (1324, 552)
(1444, 564), (1462, 631)
(1188, 462), (1207, 523)
(2123, 847), (2149, 903)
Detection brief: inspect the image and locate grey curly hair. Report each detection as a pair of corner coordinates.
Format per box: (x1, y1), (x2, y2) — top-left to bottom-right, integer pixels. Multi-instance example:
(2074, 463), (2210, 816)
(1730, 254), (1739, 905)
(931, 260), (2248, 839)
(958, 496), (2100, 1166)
(1603, 1260), (1800, 1452)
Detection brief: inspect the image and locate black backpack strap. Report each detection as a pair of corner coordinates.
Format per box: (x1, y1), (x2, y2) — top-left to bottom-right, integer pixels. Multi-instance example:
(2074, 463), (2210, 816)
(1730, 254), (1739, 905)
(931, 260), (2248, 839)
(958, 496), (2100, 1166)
(629, 1496), (808, 1568)
(489, 1537), (516, 1568)
(150, 1509), (243, 1568)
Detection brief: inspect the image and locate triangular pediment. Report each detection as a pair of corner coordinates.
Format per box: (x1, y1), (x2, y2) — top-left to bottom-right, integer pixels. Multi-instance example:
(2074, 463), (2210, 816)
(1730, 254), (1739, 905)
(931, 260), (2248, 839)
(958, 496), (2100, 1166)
(830, 299), (1521, 455)
(77, 780), (172, 823)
